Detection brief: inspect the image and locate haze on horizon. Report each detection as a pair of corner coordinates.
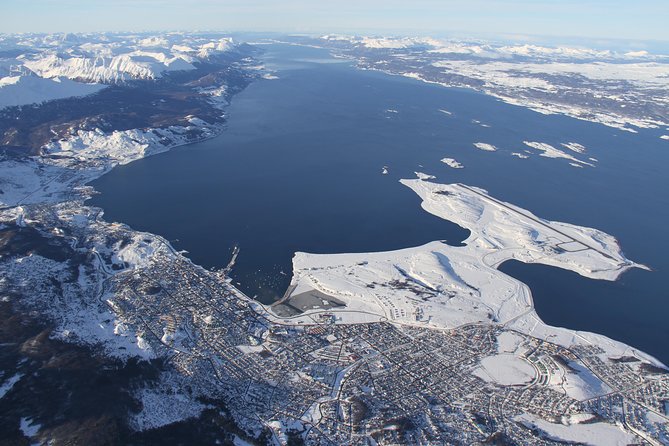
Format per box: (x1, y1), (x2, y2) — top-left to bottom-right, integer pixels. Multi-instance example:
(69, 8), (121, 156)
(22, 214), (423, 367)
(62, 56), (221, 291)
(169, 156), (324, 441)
(1, 0), (668, 45)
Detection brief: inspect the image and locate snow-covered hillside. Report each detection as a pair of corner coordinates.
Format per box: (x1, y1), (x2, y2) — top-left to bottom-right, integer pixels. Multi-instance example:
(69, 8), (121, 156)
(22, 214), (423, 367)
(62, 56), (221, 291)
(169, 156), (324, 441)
(321, 34), (669, 62)
(0, 74), (106, 108)
(317, 35), (669, 132)
(0, 33), (240, 108)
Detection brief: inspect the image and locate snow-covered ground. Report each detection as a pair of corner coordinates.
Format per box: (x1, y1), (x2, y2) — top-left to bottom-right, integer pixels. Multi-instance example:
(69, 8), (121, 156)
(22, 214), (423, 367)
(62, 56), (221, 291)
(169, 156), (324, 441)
(19, 417), (41, 440)
(0, 158), (72, 208)
(44, 119), (221, 166)
(319, 35), (669, 132)
(464, 140), (595, 167)
(414, 171), (436, 180)
(130, 377), (210, 431)
(0, 373), (22, 399)
(0, 122), (222, 209)
(0, 231), (158, 360)
(473, 354), (536, 386)
(21, 51), (193, 83)
(441, 157), (464, 168)
(276, 177), (655, 365)
(0, 75), (106, 108)
(473, 142), (497, 152)
(0, 33), (241, 109)
(524, 141), (594, 167)
(321, 35), (667, 63)
(561, 142), (587, 154)
(515, 413), (639, 446)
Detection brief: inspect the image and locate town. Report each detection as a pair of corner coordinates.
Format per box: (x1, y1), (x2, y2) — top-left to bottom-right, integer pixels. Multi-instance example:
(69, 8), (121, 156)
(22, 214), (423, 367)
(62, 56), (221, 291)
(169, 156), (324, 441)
(96, 219), (669, 445)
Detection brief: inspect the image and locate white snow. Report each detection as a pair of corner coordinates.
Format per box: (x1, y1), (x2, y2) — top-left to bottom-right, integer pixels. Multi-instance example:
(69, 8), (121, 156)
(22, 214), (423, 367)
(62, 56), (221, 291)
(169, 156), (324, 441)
(473, 142), (497, 152)
(402, 62), (667, 130)
(561, 360), (612, 401)
(360, 37), (435, 49)
(515, 413), (639, 446)
(561, 142), (587, 154)
(113, 234), (159, 268)
(138, 36), (170, 48)
(474, 354), (536, 386)
(0, 158), (70, 207)
(497, 44), (614, 60)
(131, 385), (208, 431)
(0, 32), (258, 433)
(471, 119), (490, 128)
(625, 50), (649, 58)
(0, 76), (20, 87)
(268, 420), (290, 444)
(0, 373), (22, 398)
(233, 436), (255, 446)
(0, 126), (225, 359)
(524, 141), (594, 167)
(432, 59), (669, 89)
(196, 37), (235, 58)
(43, 121), (220, 168)
(22, 52), (193, 83)
(323, 36), (659, 63)
(1, 33), (238, 86)
(20, 417), (41, 439)
(496, 331), (525, 353)
(0, 75), (106, 109)
(414, 172), (436, 180)
(440, 157), (464, 169)
(1, 33), (665, 440)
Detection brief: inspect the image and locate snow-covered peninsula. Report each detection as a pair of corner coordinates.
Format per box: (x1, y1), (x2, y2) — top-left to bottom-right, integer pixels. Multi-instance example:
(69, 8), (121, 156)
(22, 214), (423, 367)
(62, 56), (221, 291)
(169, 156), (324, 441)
(266, 175), (666, 444)
(278, 177), (652, 361)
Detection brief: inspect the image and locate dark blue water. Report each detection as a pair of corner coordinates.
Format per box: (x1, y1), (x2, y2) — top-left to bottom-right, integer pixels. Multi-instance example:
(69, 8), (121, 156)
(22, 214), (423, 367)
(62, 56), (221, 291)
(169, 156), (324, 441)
(90, 44), (669, 364)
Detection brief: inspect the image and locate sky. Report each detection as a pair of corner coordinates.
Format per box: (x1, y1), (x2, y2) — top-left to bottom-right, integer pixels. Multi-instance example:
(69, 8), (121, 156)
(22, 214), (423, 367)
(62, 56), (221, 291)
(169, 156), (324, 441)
(1, 0), (668, 43)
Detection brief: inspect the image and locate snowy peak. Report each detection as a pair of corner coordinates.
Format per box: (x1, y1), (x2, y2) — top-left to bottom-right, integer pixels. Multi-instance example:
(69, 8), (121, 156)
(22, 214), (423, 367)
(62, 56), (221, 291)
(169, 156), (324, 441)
(2, 33), (241, 85)
(319, 34), (668, 61)
(0, 32), (242, 108)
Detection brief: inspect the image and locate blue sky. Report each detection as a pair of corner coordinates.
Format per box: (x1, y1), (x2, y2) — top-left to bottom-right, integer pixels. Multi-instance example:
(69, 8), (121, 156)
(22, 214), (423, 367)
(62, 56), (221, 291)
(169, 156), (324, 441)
(2, 0), (668, 42)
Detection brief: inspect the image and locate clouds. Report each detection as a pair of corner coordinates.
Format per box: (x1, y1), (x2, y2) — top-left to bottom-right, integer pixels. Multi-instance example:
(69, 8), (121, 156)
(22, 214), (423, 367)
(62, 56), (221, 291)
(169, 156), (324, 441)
(1, 0), (668, 42)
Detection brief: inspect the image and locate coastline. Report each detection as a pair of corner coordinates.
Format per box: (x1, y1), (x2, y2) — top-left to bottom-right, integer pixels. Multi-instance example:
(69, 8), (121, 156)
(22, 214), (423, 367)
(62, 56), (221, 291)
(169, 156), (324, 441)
(272, 179), (663, 369)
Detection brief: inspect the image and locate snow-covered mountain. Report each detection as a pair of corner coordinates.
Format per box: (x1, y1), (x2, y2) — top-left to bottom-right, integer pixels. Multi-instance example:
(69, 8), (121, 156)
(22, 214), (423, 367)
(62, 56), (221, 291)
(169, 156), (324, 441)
(0, 33), (241, 108)
(317, 35), (669, 132)
(321, 34), (669, 61)
(0, 74), (106, 108)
